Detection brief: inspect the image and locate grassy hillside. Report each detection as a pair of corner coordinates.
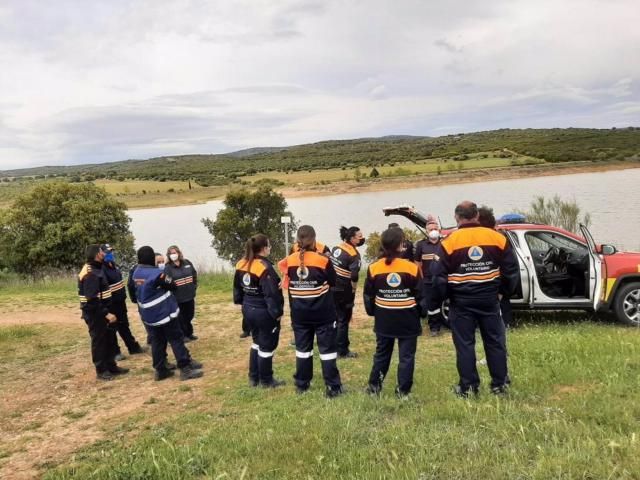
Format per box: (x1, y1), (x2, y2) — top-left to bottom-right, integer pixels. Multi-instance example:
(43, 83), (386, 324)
(1, 274), (639, 479)
(1, 128), (638, 184)
(1, 128), (638, 208)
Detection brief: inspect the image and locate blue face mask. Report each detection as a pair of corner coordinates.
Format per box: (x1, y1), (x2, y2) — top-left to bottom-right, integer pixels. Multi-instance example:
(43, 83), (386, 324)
(104, 252), (115, 263)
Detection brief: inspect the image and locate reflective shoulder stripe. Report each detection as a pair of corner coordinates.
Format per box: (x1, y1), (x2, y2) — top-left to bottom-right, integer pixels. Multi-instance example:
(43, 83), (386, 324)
(139, 291), (172, 309)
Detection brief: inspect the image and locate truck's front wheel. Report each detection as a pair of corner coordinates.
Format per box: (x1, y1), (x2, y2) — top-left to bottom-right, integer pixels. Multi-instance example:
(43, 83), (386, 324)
(613, 282), (640, 326)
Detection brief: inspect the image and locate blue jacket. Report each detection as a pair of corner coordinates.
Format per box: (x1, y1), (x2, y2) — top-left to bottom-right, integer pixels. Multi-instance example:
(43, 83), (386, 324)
(130, 265), (179, 327)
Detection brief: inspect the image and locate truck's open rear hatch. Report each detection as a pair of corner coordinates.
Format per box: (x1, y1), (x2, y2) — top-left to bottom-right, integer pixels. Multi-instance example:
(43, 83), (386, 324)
(382, 205), (429, 228)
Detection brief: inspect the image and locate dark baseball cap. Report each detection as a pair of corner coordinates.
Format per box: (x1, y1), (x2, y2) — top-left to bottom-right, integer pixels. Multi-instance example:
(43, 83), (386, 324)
(100, 243), (114, 252)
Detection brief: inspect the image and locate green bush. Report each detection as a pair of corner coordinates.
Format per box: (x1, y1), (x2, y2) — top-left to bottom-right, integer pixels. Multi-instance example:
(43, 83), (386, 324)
(202, 186), (296, 264)
(0, 182), (135, 274)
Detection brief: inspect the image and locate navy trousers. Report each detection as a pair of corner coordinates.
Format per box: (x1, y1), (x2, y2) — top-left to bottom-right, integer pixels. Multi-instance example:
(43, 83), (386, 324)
(243, 305), (280, 384)
(421, 282), (443, 332)
(146, 317), (192, 371)
(178, 299), (195, 337)
(292, 321), (342, 391)
(368, 335), (418, 394)
(334, 289), (355, 355)
(111, 300), (140, 354)
(449, 299), (508, 391)
(83, 313), (118, 373)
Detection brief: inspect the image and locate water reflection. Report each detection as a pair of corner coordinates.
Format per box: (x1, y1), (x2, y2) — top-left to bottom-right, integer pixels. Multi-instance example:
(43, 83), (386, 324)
(129, 168), (640, 271)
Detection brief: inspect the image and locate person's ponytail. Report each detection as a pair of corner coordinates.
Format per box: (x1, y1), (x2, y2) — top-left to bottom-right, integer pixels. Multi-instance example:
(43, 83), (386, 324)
(339, 225), (360, 242)
(379, 228), (404, 265)
(296, 225), (316, 272)
(243, 234), (270, 271)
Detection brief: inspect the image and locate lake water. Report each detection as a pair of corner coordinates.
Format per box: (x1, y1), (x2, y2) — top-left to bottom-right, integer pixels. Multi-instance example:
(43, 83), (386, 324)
(129, 168), (640, 271)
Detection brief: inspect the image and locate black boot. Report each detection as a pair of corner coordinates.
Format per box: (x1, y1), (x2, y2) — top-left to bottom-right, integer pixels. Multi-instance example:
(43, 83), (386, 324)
(155, 369), (175, 381)
(109, 366), (130, 375)
(325, 386), (345, 398)
(180, 366), (204, 381)
(128, 343), (147, 354)
(96, 371), (114, 381)
(260, 379), (286, 389)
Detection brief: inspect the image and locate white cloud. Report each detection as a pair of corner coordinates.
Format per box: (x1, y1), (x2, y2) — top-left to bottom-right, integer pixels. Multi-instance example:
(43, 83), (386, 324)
(0, 0), (638, 169)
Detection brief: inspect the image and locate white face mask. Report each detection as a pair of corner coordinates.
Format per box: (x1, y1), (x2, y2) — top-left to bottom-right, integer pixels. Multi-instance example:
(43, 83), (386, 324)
(157, 263), (165, 270)
(169, 253), (179, 262)
(428, 230), (440, 241)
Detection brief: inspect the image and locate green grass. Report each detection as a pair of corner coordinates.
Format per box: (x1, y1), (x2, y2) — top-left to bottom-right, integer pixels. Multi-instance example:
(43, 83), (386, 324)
(0, 274), (77, 308)
(0, 325), (39, 343)
(44, 321), (640, 480)
(0, 271), (233, 309)
(3, 273), (638, 478)
(0, 324), (80, 369)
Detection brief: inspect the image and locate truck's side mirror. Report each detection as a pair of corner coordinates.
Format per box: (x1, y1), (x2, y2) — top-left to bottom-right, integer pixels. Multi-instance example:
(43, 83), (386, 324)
(601, 244), (617, 255)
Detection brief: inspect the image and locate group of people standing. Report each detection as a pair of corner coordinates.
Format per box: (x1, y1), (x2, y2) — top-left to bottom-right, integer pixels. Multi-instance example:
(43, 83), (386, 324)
(234, 200), (518, 398)
(79, 199), (518, 398)
(78, 243), (203, 381)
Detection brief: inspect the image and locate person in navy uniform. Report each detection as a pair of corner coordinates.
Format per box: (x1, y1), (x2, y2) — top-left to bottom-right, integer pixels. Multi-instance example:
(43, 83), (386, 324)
(78, 244), (128, 381)
(478, 206), (514, 330)
(330, 226), (364, 358)
(285, 225), (344, 397)
(364, 228), (424, 398)
(234, 234), (285, 388)
(413, 221), (444, 336)
(164, 245), (198, 342)
(128, 246), (203, 381)
(100, 244), (145, 359)
(430, 201), (519, 397)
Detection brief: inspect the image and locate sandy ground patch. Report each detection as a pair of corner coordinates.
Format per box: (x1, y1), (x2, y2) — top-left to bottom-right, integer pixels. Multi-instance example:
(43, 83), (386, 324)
(0, 302), (247, 479)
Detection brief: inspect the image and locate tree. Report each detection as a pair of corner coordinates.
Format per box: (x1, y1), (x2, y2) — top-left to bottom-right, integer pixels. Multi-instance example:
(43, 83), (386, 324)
(369, 167), (380, 178)
(201, 186), (296, 264)
(0, 182), (135, 274)
(363, 228), (422, 263)
(520, 195), (591, 233)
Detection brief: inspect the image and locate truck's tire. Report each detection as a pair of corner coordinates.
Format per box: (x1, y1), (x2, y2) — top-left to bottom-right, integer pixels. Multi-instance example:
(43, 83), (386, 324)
(613, 282), (640, 326)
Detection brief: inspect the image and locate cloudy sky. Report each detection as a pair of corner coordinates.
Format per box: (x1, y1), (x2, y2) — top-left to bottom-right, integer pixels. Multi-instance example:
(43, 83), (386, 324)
(1, 0), (638, 169)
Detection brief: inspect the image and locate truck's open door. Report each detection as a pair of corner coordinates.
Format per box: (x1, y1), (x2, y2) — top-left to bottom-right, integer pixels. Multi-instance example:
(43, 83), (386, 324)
(503, 230), (533, 306)
(580, 224), (604, 310)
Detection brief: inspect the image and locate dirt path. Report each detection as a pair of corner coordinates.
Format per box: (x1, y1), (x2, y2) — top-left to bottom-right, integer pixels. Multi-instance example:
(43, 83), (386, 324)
(0, 309), (79, 326)
(0, 295), (408, 479)
(0, 301), (251, 479)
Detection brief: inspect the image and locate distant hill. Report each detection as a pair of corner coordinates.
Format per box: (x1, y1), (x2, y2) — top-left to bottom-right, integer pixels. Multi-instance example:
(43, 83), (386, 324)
(226, 146), (291, 158)
(1, 128), (638, 186)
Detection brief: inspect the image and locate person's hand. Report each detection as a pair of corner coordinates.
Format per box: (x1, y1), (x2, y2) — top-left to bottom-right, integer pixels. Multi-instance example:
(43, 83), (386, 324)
(105, 313), (117, 324)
